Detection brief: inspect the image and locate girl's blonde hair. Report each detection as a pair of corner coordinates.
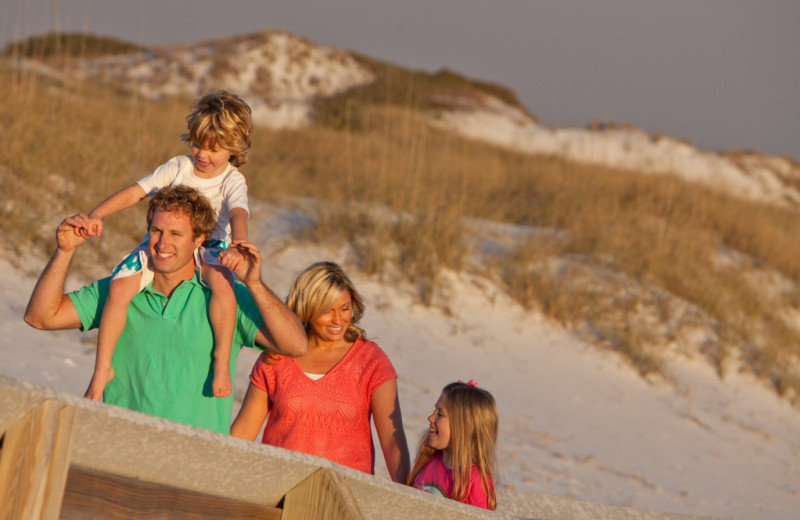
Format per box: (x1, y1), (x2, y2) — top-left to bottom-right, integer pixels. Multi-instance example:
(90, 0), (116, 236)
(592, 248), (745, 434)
(408, 381), (498, 510)
(286, 261), (366, 342)
(181, 90), (253, 167)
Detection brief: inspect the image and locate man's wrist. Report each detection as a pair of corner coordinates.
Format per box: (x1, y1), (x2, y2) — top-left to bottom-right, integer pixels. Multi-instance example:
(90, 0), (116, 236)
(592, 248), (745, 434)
(245, 277), (265, 292)
(55, 245), (77, 257)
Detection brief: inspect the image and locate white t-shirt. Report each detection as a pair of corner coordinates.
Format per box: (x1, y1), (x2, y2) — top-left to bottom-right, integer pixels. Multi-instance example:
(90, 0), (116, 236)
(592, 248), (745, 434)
(137, 155), (249, 242)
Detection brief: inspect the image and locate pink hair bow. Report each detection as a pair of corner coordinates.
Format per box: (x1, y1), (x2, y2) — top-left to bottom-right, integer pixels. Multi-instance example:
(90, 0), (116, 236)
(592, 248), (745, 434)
(458, 379), (478, 388)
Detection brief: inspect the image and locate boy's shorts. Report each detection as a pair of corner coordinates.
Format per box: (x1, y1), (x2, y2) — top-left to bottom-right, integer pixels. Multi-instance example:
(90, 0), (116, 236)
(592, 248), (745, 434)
(111, 239), (229, 291)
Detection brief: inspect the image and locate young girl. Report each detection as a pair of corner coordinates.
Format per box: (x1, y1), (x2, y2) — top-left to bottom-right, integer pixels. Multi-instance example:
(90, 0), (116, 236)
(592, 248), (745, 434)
(82, 90), (253, 402)
(408, 380), (498, 510)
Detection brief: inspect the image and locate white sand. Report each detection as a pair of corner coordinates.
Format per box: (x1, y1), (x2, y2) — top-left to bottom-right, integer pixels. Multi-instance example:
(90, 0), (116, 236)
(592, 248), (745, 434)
(2, 202), (798, 520)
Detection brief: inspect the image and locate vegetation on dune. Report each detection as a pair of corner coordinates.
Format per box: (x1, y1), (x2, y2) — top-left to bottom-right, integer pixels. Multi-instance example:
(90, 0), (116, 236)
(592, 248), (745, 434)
(312, 54), (533, 131)
(1, 44), (799, 402)
(2, 32), (146, 58)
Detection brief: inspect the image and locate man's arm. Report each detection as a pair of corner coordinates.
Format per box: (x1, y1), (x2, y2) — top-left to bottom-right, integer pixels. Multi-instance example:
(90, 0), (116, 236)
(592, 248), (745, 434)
(24, 214), (91, 330)
(231, 240), (308, 358)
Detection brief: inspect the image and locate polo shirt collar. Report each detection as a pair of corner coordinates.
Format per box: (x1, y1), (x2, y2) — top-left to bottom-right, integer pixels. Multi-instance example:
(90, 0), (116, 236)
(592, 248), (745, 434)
(141, 271), (205, 319)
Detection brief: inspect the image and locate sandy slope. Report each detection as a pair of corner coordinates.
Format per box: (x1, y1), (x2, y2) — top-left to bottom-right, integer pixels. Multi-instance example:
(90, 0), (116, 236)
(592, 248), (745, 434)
(1, 202), (798, 520)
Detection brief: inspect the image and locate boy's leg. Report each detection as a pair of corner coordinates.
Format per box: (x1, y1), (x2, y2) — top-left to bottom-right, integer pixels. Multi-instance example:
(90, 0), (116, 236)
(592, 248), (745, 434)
(203, 262), (236, 398)
(85, 273), (141, 400)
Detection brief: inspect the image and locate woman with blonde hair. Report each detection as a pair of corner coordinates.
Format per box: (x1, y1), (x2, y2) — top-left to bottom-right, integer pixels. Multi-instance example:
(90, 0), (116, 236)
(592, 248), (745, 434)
(408, 380), (498, 510)
(231, 261), (410, 483)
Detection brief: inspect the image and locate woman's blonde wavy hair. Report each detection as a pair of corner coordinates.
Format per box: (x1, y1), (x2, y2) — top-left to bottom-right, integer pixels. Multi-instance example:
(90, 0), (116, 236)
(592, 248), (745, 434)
(286, 261), (366, 342)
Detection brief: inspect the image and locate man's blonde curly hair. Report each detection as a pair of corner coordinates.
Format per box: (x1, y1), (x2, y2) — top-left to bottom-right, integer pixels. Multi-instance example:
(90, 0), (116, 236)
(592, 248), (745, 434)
(147, 185), (216, 241)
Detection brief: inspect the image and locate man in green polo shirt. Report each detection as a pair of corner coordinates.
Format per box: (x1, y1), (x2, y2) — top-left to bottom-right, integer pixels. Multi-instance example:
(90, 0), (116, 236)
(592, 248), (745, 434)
(24, 185), (307, 434)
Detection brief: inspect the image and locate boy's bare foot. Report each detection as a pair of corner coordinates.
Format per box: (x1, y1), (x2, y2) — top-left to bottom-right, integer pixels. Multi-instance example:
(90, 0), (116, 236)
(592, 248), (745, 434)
(212, 365), (232, 398)
(84, 366), (115, 401)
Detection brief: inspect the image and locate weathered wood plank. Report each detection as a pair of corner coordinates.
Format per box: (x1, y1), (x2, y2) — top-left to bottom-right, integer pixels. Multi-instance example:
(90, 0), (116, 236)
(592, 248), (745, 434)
(0, 400), (76, 520)
(281, 468), (365, 520)
(60, 465), (282, 520)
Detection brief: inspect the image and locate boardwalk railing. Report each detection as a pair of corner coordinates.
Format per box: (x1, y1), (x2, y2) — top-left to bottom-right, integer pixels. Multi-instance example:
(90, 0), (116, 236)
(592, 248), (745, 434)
(0, 376), (719, 520)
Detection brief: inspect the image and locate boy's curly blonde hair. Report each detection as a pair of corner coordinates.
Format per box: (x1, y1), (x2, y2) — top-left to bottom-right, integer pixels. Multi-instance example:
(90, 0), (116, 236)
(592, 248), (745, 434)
(181, 90), (253, 167)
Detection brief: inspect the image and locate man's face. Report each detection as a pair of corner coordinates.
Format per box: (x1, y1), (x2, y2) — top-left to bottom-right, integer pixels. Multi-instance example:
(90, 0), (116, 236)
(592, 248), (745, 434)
(147, 208), (204, 276)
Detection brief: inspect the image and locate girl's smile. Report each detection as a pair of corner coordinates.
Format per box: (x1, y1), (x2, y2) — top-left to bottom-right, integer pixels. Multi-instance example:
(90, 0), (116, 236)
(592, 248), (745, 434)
(426, 393), (451, 453)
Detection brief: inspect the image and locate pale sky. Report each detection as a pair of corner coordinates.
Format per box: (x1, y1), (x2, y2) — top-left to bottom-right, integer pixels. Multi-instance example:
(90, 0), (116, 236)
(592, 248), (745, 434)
(4, 0), (799, 161)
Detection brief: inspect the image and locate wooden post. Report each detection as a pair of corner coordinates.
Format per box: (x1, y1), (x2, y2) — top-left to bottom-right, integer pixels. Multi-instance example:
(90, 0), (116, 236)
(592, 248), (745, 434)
(0, 400), (76, 520)
(281, 468), (365, 520)
(60, 466), (283, 519)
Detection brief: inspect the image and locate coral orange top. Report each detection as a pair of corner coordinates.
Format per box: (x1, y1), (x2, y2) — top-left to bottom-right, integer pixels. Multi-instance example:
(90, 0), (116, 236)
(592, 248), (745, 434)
(249, 337), (397, 473)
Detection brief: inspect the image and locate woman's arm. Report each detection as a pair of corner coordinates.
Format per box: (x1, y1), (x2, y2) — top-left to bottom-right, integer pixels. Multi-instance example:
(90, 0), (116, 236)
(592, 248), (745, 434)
(371, 378), (410, 484)
(230, 383), (269, 440)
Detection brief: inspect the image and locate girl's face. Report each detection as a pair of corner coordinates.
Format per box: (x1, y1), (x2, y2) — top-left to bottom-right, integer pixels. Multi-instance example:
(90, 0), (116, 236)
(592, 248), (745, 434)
(308, 290), (353, 343)
(191, 140), (232, 177)
(426, 393), (451, 452)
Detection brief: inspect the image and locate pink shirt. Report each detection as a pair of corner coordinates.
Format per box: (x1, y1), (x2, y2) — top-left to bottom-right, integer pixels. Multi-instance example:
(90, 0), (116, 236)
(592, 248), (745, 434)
(412, 453), (493, 510)
(249, 337), (396, 473)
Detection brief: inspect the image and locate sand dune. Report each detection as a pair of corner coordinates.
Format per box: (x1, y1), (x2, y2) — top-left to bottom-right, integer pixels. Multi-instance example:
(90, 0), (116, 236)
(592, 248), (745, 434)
(2, 202), (798, 519)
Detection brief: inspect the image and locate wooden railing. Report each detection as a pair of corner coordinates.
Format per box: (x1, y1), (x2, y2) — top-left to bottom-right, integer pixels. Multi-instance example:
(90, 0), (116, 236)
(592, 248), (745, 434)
(0, 376), (720, 520)
(0, 376), (499, 520)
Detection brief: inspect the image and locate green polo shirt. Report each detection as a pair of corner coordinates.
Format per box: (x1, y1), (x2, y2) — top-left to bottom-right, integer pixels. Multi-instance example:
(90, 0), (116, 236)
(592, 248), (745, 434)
(68, 272), (263, 434)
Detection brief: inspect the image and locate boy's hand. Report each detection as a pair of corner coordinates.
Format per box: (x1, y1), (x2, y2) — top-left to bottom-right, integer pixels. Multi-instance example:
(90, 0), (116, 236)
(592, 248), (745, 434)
(84, 214), (104, 237)
(219, 246), (245, 273)
(57, 213), (93, 252)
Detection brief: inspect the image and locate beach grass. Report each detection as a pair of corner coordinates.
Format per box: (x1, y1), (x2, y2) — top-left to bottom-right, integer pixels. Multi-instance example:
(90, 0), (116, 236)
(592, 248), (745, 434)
(2, 37), (799, 401)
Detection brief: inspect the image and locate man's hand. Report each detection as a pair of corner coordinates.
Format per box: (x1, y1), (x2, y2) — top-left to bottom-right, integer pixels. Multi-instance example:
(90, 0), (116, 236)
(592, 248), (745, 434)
(231, 239), (308, 358)
(24, 213), (88, 331)
(229, 240), (262, 287)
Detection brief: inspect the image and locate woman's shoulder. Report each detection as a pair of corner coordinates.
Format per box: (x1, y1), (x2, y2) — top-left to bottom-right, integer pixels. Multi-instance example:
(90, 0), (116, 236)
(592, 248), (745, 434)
(254, 350), (291, 370)
(347, 337), (397, 386)
(354, 336), (383, 352)
(352, 337), (392, 361)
